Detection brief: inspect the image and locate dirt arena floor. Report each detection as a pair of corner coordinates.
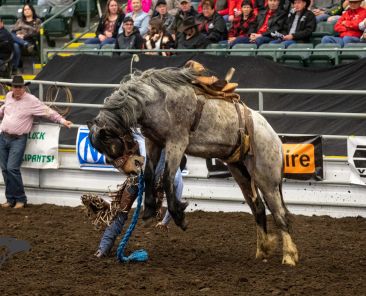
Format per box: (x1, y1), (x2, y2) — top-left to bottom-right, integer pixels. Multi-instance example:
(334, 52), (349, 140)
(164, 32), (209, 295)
(0, 204), (365, 296)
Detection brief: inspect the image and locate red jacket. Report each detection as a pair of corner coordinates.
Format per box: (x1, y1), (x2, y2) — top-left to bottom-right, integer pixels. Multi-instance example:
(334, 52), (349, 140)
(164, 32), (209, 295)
(228, 0), (263, 17)
(334, 7), (366, 38)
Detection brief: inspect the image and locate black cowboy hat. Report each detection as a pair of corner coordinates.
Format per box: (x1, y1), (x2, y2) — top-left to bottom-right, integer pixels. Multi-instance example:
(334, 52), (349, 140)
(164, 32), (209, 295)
(178, 16), (199, 33)
(10, 75), (30, 87)
(290, 0), (311, 7)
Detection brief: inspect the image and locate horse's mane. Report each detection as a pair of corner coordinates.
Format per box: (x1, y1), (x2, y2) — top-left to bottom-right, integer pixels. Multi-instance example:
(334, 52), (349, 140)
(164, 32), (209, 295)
(99, 67), (199, 130)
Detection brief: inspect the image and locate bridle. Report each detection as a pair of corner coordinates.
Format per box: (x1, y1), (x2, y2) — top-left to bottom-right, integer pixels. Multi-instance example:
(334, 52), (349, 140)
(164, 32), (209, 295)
(111, 133), (141, 172)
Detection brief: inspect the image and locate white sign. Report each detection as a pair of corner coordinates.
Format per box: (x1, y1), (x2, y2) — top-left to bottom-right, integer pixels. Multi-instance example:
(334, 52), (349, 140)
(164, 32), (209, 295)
(347, 136), (366, 185)
(21, 124), (60, 169)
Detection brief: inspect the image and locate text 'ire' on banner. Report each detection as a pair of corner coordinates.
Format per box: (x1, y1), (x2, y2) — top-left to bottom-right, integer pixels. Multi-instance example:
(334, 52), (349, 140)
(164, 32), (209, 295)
(206, 135), (323, 180)
(347, 136), (366, 185)
(280, 135), (323, 180)
(76, 126), (117, 171)
(22, 124), (60, 169)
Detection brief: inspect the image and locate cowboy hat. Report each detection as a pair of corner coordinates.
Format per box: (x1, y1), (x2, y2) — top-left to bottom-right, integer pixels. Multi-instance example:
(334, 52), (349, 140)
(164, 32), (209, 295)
(10, 75), (30, 87)
(178, 16), (199, 33)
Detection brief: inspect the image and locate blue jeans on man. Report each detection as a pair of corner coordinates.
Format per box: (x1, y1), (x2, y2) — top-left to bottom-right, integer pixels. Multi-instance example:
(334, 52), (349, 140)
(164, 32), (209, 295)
(0, 134), (27, 205)
(84, 37), (116, 48)
(321, 35), (361, 47)
(97, 149), (183, 256)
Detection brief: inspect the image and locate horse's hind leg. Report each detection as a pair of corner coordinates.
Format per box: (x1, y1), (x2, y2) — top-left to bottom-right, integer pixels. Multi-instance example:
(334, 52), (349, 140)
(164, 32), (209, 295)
(259, 184), (299, 266)
(227, 163), (277, 261)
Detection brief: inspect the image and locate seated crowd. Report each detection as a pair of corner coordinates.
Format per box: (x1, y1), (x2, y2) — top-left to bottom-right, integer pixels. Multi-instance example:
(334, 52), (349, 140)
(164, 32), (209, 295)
(83, 0), (366, 55)
(1, 0), (366, 75)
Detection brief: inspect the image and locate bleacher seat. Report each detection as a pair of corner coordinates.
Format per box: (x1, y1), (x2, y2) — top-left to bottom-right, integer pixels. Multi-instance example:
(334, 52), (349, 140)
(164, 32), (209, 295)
(257, 43), (284, 62)
(34, 5), (51, 19)
(282, 43), (313, 66)
(0, 5), (22, 25)
(77, 43), (100, 55)
(100, 44), (115, 56)
(311, 21), (336, 45)
(309, 43), (342, 66)
(1, 0), (24, 5)
(75, 0), (98, 27)
(205, 43), (228, 56)
(230, 43), (257, 56)
(339, 43), (366, 64)
(44, 5), (76, 46)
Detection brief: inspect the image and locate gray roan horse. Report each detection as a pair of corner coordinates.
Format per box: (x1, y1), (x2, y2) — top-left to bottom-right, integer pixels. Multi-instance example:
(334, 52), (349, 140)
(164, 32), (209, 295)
(88, 66), (299, 266)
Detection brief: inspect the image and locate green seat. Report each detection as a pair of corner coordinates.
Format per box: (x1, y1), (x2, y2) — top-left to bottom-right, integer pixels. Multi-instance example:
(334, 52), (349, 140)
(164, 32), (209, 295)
(0, 5), (22, 25)
(339, 43), (366, 63)
(230, 43), (257, 56)
(34, 5), (51, 19)
(282, 43), (313, 66)
(205, 43), (228, 56)
(257, 43), (285, 62)
(311, 21), (336, 45)
(44, 5), (75, 46)
(100, 43), (115, 56)
(1, 0), (24, 4)
(78, 43), (100, 55)
(75, 0), (98, 27)
(309, 43), (341, 66)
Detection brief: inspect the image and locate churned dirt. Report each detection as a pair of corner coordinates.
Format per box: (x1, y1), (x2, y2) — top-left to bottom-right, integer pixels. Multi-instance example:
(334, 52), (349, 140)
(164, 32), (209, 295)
(0, 204), (365, 296)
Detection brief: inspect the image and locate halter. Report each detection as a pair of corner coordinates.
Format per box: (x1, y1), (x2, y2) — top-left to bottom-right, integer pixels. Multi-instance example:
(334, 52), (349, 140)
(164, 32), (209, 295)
(112, 133), (142, 173)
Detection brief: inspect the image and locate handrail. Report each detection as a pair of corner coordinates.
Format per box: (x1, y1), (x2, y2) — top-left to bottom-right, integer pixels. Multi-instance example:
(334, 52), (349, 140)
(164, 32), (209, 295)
(62, 22), (98, 49)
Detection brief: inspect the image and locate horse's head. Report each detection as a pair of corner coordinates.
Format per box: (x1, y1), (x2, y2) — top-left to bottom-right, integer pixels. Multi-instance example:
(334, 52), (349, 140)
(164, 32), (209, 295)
(87, 117), (144, 174)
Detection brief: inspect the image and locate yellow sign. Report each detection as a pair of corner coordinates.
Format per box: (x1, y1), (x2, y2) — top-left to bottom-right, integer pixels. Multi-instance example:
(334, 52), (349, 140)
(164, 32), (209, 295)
(283, 144), (315, 174)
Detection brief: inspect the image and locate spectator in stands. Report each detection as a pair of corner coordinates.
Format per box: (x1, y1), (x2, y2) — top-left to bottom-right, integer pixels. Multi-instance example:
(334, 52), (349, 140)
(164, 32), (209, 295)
(326, 0), (349, 24)
(114, 16), (144, 55)
(144, 18), (176, 55)
(121, 0), (151, 36)
(152, 0), (176, 34)
(85, 0), (124, 48)
(228, 0), (265, 22)
(171, 0), (198, 39)
(0, 17), (17, 74)
(227, 0), (257, 47)
(11, 4), (41, 69)
(321, 0), (366, 46)
(177, 16), (210, 48)
(249, 0), (287, 46)
(198, 0), (230, 21)
(360, 17), (366, 40)
(151, 0), (180, 16)
(310, 0), (343, 23)
(271, 0), (316, 47)
(126, 0), (152, 13)
(197, 0), (228, 43)
(0, 76), (72, 209)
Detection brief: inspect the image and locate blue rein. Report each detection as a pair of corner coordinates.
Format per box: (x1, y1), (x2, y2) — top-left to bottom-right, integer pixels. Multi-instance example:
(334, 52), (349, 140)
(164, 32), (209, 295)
(116, 172), (148, 262)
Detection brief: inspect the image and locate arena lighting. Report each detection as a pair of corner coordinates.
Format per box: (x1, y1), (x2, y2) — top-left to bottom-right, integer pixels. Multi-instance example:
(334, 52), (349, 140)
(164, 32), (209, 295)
(130, 54), (140, 75)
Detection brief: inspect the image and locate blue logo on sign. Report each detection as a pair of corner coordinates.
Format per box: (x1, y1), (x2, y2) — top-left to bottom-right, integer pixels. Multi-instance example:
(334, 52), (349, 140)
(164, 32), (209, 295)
(77, 127), (106, 165)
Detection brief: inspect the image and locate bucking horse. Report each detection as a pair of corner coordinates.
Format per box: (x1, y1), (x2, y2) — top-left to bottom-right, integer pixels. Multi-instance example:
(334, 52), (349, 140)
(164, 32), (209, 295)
(87, 61), (299, 266)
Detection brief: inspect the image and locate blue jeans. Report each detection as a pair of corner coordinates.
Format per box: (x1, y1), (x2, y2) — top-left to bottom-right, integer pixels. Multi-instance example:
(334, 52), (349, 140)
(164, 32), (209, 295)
(97, 149), (183, 255)
(229, 36), (250, 47)
(321, 35), (361, 47)
(255, 36), (273, 47)
(316, 13), (330, 23)
(84, 37), (116, 48)
(0, 134), (27, 205)
(270, 39), (296, 48)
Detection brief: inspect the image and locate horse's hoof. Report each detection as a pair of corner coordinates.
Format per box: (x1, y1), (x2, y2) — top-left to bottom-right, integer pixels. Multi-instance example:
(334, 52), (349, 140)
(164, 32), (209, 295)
(180, 219), (188, 231)
(142, 208), (156, 221)
(282, 254), (297, 266)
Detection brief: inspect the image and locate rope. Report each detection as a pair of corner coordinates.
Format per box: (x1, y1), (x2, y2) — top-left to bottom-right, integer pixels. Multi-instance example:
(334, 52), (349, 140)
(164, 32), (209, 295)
(116, 172), (148, 262)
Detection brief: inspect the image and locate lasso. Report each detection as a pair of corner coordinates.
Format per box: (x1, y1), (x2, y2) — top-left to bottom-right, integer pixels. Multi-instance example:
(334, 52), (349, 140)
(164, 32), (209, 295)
(116, 172), (148, 262)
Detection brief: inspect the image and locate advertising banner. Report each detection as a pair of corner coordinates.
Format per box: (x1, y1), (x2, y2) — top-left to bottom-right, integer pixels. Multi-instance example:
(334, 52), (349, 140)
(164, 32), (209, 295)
(206, 135), (324, 180)
(347, 136), (366, 185)
(22, 124), (60, 169)
(76, 126), (116, 171)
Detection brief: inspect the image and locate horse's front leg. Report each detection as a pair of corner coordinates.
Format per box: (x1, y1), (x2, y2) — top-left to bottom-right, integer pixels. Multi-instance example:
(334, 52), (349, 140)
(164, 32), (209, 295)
(142, 139), (161, 222)
(163, 140), (189, 231)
